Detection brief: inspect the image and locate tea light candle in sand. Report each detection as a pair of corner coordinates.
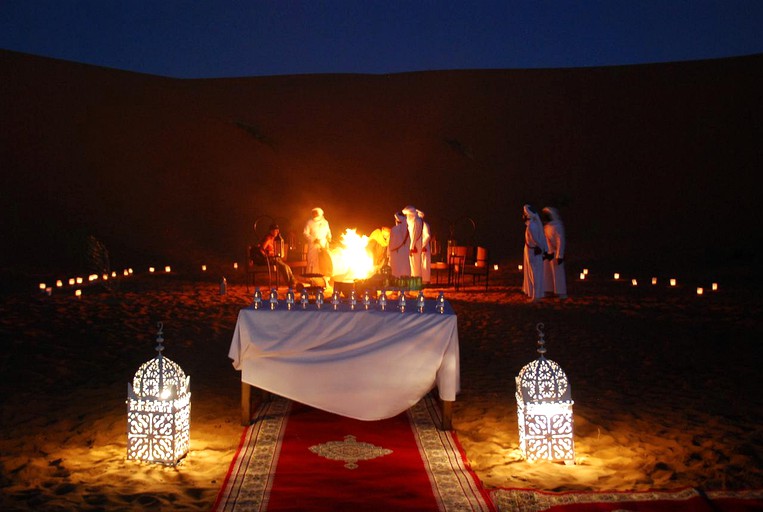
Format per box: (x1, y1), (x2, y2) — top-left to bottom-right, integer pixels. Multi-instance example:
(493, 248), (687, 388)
(76, 277), (83, 284)
(233, 262), (238, 270)
(39, 283), (46, 291)
(613, 273), (620, 280)
(652, 277), (658, 285)
(201, 265), (207, 272)
(165, 266), (171, 273)
(579, 272), (585, 280)
(75, 289), (82, 298)
(670, 278), (677, 287)
(697, 287), (704, 295)
(518, 264), (523, 271)
(631, 279), (638, 286)
(583, 268), (589, 275)
(712, 283), (718, 291)
(493, 264), (499, 271)
(123, 269), (129, 276)
(149, 267), (155, 273)
(69, 278), (76, 285)
(56, 280), (63, 287)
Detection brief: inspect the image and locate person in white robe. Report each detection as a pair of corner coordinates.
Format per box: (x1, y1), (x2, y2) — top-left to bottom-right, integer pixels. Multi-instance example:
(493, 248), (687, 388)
(418, 210), (432, 284)
(388, 212), (411, 278)
(303, 207), (332, 276)
(542, 206), (567, 299)
(402, 205), (423, 278)
(522, 204), (548, 302)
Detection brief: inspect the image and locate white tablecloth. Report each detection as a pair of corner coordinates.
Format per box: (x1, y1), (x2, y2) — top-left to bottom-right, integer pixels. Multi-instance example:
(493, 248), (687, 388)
(229, 300), (460, 420)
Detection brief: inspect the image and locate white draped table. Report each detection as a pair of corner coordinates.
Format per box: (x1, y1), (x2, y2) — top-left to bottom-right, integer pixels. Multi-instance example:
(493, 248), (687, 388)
(229, 299), (460, 429)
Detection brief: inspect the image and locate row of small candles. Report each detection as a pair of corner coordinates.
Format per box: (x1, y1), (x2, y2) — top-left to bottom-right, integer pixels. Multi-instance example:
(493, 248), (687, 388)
(251, 286), (447, 314)
(580, 268), (719, 295)
(39, 268), (136, 297)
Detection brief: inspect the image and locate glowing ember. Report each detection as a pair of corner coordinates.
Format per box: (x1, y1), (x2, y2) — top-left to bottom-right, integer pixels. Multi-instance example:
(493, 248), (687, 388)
(330, 229), (375, 281)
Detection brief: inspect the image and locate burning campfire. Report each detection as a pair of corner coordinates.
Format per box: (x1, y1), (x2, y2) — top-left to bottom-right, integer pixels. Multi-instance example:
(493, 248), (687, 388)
(329, 229), (375, 282)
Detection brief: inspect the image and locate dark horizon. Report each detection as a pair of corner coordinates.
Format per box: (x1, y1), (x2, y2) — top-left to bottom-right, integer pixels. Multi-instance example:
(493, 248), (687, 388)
(2, 2), (763, 79)
(1, 50), (761, 287)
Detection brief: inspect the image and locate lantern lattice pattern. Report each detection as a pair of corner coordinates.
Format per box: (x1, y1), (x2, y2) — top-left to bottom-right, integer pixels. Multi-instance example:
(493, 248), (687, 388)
(127, 322), (190, 465)
(515, 323), (574, 464)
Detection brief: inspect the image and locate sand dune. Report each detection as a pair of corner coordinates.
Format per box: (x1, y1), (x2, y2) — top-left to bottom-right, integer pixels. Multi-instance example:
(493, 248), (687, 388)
(2, 50), (761, 285)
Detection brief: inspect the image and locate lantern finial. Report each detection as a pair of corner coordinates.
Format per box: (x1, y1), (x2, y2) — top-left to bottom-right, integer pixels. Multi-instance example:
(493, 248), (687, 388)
(536, 322), (546, 355)
(155, 321), (165, 355)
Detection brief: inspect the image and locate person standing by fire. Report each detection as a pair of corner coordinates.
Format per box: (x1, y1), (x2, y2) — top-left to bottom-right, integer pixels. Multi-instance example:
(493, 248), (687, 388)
(304, 207), (333, 277)
(522, 204), (548, 302)
(403, 205), (423, 278)
(388, 212), (411, 278)
(542, 206), (567, 299)
(418, 210), (432, 285)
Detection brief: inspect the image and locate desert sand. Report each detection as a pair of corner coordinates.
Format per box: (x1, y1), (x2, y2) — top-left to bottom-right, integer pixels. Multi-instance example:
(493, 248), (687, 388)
(1, 265), (760, 511)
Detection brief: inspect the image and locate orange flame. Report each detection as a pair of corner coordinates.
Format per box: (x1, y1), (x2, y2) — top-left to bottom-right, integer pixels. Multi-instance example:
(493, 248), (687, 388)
(330, 229), (374, 281)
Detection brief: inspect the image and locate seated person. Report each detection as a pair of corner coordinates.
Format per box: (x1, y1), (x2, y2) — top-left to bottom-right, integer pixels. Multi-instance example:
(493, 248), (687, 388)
(255, 224), (296, 288)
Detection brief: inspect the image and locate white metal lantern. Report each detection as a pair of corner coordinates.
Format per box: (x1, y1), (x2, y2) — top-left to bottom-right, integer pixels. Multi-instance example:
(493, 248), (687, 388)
(515, 323), (574, 464)
(127, 322), (191, 465)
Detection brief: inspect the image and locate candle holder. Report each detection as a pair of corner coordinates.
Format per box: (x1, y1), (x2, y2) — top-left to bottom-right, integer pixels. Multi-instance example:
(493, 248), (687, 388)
(127, 322), (190, 466)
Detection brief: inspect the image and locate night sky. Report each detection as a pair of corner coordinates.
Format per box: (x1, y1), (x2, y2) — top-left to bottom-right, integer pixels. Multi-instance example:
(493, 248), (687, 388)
(2, 1), (762, 78)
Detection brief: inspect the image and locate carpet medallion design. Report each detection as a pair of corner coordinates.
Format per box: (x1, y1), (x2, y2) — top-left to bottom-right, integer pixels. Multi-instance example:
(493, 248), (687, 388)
(309, 434), (393, 469)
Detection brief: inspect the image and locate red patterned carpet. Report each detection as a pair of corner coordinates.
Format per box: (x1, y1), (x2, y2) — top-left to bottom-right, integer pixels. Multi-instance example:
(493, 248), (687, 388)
(490, 487), (763, 511)
(212, 394), (493, 511)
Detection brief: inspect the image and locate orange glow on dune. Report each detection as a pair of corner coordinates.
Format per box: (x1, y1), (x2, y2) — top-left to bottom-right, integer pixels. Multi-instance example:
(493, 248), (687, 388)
(330, 229), (374, 281)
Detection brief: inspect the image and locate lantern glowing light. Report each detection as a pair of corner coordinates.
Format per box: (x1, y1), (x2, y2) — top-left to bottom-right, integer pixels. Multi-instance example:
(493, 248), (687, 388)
(697, 287), (704, 295)
(579, 273), (585, 280)
(493, 264), (499, 271)
(127, 322), (190, 466)
(613, 273), (620, 280)
(583, 268), (589, 275)
(670, 278), (677, 287)
(56, 280), (63, 287)
(165, 266), (171, 273)
(149, 267), (155, 273)
(39, 283), (46, 290)
(233, 262), (238, 270)
(652, 277), (658, 285)
(631, 279), (638, 286)
(123, 269), (129, 277)
(515, 323), (574, 464)
(201, 265), (207, 272)
(712, 282), (718, 291)
(518, 264), (523, 271)
(76, 277), (83, 284)
(75, 289), (82, 298)
(69, 278), (76, 285)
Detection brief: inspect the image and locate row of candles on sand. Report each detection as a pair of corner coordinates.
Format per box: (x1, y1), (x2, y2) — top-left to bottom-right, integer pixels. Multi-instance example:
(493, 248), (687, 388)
(579, 267), (719, 295)
(514, 264), (719, 295)
(251, 286), (447, 314)
(38, 268), (136, 297)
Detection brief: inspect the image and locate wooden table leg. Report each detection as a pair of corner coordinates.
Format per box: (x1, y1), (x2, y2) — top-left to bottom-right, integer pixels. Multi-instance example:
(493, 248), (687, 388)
(241, 381), (252, 426)
(441, 400), (453, 430)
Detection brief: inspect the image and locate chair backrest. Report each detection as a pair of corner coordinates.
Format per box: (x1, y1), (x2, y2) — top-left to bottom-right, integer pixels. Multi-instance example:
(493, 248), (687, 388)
(475, 247), (488, 268)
